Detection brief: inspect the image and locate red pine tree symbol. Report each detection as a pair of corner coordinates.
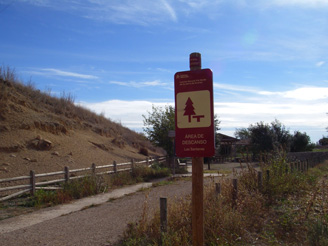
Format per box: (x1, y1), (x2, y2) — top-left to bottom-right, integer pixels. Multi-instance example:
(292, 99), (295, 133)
(184, 97), (196, 122)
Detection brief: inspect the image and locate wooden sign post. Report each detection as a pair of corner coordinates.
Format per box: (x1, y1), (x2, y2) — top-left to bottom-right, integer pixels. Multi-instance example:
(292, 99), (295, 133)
(174, 52), (215, 246)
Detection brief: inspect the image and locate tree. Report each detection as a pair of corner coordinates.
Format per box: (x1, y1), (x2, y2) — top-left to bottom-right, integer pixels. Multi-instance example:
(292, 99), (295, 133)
(319, 136), (328, 146)
(235, 120), (315, 156)
(143, 105), (175, 156)
(290, 131), (314, 152)
(235, 128), (250, 140)
(248, 121), (275, 153)
(270, 119), (291, 150)
(235, 120), (291, 156)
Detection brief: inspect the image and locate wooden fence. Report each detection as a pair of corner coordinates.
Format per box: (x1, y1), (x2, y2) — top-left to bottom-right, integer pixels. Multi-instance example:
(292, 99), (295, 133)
(0, 156), (166, 202)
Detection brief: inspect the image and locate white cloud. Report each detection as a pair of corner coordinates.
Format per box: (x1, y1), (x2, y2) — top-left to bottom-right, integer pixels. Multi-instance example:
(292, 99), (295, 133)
(316, 61), (325, 67)
(215, 100), (328, 142)
(214, 83), (258, 94)
(259, 87), (328, 101)
(109, 80), (168, 88)
(79, 92), (328, 143)
(79, 100), (173, 128)
(282, 87), (328, 100)
(20, 0), (178, 25)
(270, 0), (328, 7)
(92, 0), (178, 24)
(161, 0), (177, 21)
(233, 0), (328, 8)
(215, 82), (328, 102)
(28, 68), (98, 80)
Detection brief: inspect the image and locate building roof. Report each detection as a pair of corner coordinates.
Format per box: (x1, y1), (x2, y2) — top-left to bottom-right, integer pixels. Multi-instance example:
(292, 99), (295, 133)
(217, 133), (251, 145)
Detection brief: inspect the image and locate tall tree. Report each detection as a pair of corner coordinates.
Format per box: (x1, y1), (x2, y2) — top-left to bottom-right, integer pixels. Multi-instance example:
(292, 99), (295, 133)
(143, 105), (175, 156)
(270, 119), (291, 149)
(319, 136), (328, 146)
(290, 131), (314, 152)
(235, 120), (314, 155)
(248, 121), (275, 153)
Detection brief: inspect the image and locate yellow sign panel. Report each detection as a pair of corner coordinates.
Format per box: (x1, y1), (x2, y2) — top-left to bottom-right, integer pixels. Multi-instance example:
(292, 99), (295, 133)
(176, 90), (211, 129)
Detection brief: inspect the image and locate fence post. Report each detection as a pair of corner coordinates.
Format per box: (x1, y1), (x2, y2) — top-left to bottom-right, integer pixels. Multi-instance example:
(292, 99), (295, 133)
(64, 166), (69, 182)
(131, 159), (135, 171)
(232, 179), (238, 208)
(257, 171), (263, 191)
(91, 163), (96, 177)
(30, 170), (35, 196)
(160, 197), (168, 233)
(266, 170), (270, 182)
(113, 161), (117, 173)
(207, 158), (211, 170)
(215, 183), (221, 196)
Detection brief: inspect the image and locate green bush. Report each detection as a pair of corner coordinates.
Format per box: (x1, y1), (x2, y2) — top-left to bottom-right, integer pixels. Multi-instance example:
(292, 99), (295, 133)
(62, 176), (106, 199)
(30, 190), (59, 207)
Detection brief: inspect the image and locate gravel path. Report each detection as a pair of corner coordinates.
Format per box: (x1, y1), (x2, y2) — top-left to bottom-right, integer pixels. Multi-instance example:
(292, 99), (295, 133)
(0, 178), (218, 246)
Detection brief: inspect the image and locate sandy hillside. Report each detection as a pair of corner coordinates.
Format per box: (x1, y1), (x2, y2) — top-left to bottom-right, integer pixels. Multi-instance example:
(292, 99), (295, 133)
(0, 73), (164, 179)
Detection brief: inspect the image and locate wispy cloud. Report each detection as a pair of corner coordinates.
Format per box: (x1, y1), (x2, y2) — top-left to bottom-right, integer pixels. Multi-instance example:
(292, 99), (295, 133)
(269, 0), (328, 8)
(19, 0), (178, 25)
(214, 83), (259, 94)
(28, 68), (98, 80)
(258, 87), (328, 101)
(161, 0), (177, 21)
(316, 61), (325, 67)
(282, 87), (328, 101)
(109, 80), (168, 88)
(234, 0), (328, 8)
(88, 0), (178, 24)
(215, 82), (328, 101)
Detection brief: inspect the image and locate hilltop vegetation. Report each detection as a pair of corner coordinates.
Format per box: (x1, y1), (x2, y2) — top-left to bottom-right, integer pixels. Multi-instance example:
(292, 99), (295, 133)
(0, 66), (164, 178)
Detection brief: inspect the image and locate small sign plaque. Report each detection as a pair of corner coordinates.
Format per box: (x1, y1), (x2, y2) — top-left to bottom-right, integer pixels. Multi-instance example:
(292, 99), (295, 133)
(174, 68), (215, 157)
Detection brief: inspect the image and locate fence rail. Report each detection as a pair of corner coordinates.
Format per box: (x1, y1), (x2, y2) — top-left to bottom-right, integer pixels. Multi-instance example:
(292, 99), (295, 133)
(0, 156), (166, 202)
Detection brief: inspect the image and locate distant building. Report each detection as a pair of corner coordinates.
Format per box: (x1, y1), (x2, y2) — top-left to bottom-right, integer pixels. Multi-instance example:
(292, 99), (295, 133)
(217, 133), (251, 159)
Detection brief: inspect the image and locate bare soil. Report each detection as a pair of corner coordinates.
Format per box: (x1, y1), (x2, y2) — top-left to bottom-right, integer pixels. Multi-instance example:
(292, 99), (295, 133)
(0, 78), (164, 180)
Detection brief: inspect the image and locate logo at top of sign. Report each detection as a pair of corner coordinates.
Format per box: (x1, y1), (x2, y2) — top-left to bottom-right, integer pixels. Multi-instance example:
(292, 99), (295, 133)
(177, 90), (211, 129)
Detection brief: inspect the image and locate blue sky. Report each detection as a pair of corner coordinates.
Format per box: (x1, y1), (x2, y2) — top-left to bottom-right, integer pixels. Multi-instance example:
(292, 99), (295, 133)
(1, 0), (328, 143)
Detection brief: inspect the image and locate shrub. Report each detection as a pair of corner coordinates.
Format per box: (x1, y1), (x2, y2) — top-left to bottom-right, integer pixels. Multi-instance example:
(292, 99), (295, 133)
(31, 189), (59, 207)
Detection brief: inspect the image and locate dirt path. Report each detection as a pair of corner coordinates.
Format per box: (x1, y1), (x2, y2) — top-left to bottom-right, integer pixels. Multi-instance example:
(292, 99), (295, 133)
(0, 162), (253, 246)
(0, 177), (222, 246)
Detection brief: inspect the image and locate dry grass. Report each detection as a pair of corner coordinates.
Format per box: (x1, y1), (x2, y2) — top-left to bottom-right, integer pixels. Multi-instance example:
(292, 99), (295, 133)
(117, 156), (328, 246)
(0, 66), (158, 151)
(0, 65), (165, 180)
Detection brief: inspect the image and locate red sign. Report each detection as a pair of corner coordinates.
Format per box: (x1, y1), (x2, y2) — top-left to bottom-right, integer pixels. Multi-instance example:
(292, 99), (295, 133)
(174, 69), (215, 157)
